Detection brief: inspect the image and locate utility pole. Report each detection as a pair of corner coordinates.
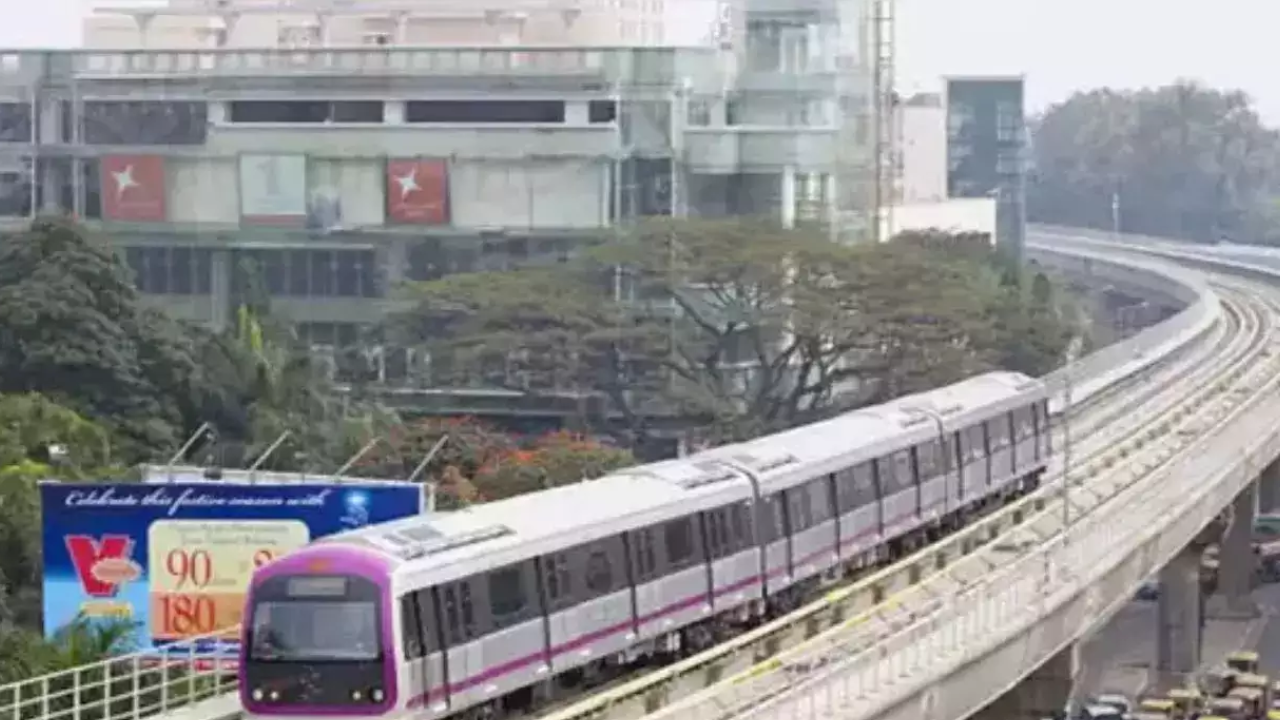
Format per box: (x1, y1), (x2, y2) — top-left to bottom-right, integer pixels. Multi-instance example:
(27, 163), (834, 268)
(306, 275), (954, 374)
(868, 0), (895, 243)
(1111, 190), (1121, 242)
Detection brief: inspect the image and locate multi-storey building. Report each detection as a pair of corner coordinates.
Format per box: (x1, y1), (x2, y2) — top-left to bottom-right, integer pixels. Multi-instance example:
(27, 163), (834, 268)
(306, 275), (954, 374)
(84, 0), (713, 49)
(894, 92), (944, 204)
(0, 0), (873, 391)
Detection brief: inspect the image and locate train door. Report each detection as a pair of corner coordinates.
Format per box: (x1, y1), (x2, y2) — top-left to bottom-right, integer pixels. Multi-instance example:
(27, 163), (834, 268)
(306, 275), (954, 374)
(401, 589), (447, 712)
(439, 581), (480, 709)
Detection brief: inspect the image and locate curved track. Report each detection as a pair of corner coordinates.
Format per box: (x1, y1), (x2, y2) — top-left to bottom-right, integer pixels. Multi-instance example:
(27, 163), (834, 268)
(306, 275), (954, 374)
(526, 270), (1236, 720)
(654, 272), (1280, 720)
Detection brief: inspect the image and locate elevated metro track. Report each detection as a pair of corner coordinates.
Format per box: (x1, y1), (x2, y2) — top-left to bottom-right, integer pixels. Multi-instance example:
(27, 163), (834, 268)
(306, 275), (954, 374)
(628, 231), (1280, 720)
(0, 229), (1250, 720)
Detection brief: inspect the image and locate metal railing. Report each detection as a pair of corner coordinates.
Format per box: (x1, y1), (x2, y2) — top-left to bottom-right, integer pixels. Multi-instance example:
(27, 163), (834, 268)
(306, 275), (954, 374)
(0, 629), (240, 720)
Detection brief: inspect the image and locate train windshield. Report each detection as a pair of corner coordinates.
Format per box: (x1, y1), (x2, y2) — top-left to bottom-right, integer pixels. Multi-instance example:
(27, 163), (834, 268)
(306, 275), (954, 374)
(248, 575), (382, 663)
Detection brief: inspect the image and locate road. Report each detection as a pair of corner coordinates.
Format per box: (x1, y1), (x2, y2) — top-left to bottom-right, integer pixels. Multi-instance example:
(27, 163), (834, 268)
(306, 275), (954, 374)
(1076, 584), (1277, 698)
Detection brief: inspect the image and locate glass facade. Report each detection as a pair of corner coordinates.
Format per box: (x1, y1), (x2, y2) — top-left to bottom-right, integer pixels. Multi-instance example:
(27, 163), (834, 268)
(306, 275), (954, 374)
(945, 76), (1027, 260)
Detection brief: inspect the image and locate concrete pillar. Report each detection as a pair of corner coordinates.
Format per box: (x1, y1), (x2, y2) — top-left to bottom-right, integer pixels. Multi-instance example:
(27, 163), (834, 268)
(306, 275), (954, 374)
(973, 644), (1076, 720)
(1156, 545), (1203, 688)
(780, 165), (796, 229)
(1208, 482), (1259, 619)
(209, 249), (232, 332)
(1259, 459), (1280, 514)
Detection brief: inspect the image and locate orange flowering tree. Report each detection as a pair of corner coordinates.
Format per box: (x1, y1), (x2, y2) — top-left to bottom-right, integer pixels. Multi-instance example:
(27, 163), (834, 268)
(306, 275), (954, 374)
(352, 416), (514, 508)
(472, 431), (636, 501)
(352, 419), (636, 508)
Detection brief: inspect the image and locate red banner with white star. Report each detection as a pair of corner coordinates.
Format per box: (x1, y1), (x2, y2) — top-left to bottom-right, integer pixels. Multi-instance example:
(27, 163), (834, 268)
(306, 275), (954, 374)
(100, 155), (167, 222)
(386, 159), (449, 225)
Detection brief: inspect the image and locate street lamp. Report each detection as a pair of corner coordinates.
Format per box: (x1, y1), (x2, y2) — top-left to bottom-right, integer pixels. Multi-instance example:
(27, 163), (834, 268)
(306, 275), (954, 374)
(1111, 191), (1121, 242)
(1062, 366), (1073, 535)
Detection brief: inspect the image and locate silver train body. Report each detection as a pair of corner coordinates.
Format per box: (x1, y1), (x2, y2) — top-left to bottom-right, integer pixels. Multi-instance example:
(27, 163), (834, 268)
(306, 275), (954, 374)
(240, 371), (1052, 720)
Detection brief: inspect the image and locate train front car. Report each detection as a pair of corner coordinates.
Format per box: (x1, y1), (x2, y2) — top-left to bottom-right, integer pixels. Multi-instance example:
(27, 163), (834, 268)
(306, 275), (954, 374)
(241, 544), (397, 718)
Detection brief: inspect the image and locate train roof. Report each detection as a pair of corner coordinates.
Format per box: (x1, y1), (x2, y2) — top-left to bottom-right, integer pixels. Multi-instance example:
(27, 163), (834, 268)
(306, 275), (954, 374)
(306, 371), (1045, 586)
(316, 456), (754, 585)
(704, 371), (1045, 490)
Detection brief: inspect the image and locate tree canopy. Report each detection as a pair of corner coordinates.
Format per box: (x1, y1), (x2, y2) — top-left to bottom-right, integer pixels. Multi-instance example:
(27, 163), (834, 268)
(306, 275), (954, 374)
(390, 221), (1078, 442)
(1028, 81), (1280, 243)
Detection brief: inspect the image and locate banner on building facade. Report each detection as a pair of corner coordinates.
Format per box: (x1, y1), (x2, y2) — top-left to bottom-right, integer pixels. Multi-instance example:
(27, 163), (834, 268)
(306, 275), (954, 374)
(239, 153), (308, 225)
(100, 155), (167, 222)
(386, 158), (449, 225)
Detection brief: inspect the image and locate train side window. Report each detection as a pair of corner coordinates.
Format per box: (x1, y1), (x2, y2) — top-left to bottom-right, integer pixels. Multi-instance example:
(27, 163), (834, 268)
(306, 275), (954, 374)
(632, 528), (658, 581)
(459, 581), (475, 633)
(731, 502), (753, 547)
(966, 425), (987, 460)
(808, 476), (833, 524)
(853, 462), (878, 505)
(943, 434), (957, 473)
(441, 584), (472, 644)
(915, 441), (939, 479)
(787, 486), (814, 533)
(835, 468), (856, 513)
(487, 564), (533, 630)
(1014, 407), (1034, 440)
(400, 593), (424, 659)
(987, 417), (1010, 451)
(415, 590), (440, 653)
(663, 518), (697, 570)
(893, 450), (914, 492)
(876, 456), (896, 494)
(584, 545), (614, 595)
(541, 552), (572, 609)
(758, 493), (785, 543)
(702, 512), (721, 559)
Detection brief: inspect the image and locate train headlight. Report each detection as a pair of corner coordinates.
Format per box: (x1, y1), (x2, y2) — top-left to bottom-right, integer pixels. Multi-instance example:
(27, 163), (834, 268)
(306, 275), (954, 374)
(370, 688), (384, 703)
(351, 691), (363, 701)
(269, 690), (280, 701)
(251, 689), (264, 702)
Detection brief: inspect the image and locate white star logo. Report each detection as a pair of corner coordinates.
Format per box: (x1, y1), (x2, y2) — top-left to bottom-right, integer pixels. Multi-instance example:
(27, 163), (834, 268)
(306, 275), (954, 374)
(112, 165), (139, 200)
(394, 167), (420, 201)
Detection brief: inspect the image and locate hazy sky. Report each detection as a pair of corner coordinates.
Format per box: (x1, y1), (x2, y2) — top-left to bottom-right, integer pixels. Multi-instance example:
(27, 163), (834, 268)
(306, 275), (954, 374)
(8, 0), (1280, 121)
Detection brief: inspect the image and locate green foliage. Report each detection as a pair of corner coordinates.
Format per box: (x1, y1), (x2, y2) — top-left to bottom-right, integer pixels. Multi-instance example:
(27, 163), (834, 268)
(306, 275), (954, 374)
(391, 220), (1080, 440)
(1028, 81), (1280, 243)
(0, 217), (190, 454)
(0, 218), (383, 662)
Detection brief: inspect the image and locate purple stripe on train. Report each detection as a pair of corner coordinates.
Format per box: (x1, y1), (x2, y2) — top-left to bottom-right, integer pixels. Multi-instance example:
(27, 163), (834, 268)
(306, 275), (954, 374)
(404, 513), (921, 709)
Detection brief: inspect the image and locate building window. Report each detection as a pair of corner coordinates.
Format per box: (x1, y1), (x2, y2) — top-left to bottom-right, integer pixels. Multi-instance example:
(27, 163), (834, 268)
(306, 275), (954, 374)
(996, 100), (1021, 142)
(235, 249), (379, 298)
(947, 101), (974, 139)
(125, 246), (214, 295)
(686, 98), (713, 127)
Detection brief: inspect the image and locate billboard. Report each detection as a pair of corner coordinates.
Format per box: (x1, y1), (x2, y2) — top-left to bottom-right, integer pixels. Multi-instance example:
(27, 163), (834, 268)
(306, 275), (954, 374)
(386, 158), (449, 225)
(239, 153), (308, 225)
(945, 76), (1026, 260)
(100, 155), (167, 222)
(41, 482), (422, 649)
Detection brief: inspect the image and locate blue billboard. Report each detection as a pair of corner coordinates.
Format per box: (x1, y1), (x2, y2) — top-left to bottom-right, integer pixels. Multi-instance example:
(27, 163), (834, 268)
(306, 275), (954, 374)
(41, 482), (422, 649)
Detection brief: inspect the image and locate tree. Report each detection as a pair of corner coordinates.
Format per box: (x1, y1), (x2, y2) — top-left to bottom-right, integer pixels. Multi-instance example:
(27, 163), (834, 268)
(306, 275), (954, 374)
(1028, 81), (1280, 243)
(473, 431), (635, 500)
(391, 221), (1079, 441)
(0, 395), (120, 630)
(391, 219), (874, 440)
(0, 217), (194, 454)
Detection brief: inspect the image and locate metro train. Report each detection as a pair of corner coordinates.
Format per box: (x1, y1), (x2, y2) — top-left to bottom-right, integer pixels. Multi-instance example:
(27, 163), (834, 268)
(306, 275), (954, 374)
(240, 371), (1053, 720)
